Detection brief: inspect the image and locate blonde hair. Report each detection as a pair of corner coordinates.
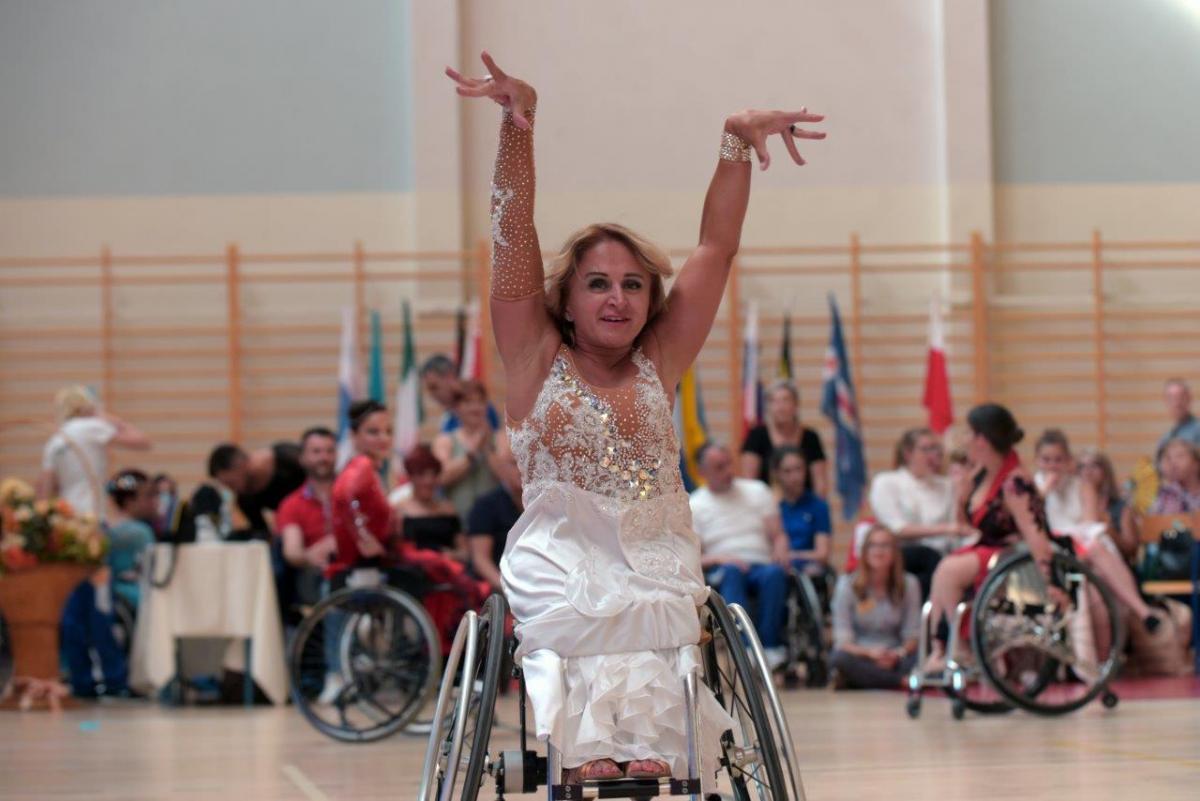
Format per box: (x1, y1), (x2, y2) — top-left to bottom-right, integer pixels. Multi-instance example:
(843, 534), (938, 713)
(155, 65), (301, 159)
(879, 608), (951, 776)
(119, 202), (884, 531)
(54, 385), (97, 421)
(544, 223), (673, 345)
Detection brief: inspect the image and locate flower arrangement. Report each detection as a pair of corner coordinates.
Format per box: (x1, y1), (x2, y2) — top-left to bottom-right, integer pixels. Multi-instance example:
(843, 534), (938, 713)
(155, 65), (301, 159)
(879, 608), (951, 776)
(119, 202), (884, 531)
(0, 478), (107, 574)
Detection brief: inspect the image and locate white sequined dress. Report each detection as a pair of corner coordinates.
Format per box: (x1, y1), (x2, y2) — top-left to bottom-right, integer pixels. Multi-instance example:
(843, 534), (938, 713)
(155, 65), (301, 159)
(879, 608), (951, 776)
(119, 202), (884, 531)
(502, 344), (735, 778)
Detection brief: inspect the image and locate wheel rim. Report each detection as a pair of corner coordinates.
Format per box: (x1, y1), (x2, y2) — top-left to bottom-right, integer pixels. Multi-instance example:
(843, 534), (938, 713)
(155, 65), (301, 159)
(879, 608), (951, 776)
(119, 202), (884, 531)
(973, 552), (1123, 715)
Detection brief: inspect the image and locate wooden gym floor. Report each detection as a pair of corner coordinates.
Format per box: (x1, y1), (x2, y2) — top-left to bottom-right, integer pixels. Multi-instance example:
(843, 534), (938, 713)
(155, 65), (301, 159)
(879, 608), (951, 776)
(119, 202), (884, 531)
(1, 679), (1198, 801)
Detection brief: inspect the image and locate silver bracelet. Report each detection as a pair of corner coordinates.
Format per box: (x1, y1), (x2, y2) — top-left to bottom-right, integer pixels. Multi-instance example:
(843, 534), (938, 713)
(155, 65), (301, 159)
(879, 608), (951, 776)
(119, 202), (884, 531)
(719, 131), (752, 163)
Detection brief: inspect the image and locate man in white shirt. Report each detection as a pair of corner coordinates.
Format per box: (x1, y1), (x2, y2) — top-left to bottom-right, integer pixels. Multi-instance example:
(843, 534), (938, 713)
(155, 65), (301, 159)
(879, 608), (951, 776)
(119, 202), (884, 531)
(38, 386), (151, 519)
(690, 443), (789, 668)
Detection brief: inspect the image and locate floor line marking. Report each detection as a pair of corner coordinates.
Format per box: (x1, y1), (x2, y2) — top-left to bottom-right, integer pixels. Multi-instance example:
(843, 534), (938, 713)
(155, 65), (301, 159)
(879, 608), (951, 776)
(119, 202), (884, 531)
(283, 764), (332, 801)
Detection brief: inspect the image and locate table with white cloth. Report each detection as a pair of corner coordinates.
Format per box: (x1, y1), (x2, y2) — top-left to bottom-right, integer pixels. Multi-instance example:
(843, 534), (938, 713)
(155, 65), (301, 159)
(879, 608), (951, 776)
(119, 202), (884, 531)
(129, 541), (288, 705)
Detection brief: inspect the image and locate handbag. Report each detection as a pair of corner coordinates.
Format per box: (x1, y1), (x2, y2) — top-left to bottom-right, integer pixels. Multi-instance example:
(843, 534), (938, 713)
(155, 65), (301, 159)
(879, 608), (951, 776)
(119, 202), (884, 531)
(1145, 523), (1196, 582)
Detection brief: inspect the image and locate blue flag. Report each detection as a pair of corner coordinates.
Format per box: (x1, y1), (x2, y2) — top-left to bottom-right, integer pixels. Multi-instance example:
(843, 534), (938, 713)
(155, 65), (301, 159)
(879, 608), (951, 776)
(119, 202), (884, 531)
(820, 294), (867, 521)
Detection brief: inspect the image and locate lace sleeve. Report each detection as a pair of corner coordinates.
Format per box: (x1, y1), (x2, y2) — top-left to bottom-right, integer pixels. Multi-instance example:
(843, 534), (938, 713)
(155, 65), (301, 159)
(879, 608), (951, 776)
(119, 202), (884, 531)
(490, 107), (544, 301)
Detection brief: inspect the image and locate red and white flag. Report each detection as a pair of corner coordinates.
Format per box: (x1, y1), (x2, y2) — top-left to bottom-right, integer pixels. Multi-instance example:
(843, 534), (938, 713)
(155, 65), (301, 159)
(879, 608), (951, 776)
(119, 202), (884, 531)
(922, 293), (954, 434)
(459, 300), (485, 383)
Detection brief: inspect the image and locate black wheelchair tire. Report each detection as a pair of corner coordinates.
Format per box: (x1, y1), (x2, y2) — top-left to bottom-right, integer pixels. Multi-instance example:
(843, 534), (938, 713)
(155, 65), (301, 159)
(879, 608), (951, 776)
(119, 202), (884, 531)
(289, 585), (441, 743)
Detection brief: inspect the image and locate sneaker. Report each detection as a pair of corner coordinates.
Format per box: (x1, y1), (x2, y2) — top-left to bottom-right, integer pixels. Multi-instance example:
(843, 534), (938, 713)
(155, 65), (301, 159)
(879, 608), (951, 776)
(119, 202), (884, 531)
(317, 671), (344, 705)
(763, 646), (788, 672)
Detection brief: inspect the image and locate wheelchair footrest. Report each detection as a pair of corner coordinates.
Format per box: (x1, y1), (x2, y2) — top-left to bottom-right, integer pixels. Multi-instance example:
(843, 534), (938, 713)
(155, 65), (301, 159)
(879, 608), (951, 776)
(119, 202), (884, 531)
(551, 777), (700, 800)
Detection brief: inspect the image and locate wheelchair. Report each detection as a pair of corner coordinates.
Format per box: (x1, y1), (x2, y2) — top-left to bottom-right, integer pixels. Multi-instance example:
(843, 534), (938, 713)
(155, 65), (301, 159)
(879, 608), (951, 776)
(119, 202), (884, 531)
(288, 565), (443, 743)
(906, 545), (1124, 720)
(419, 592), (807, 801)
(781, 566), (833, 688)
(0, 613), (11, 698)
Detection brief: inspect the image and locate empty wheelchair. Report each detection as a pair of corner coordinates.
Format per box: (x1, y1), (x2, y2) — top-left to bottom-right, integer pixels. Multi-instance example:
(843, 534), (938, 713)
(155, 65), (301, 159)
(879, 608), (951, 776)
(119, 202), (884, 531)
(907, 545), (1124, 719)
(289, 566), (442, 742)
(418, 591), (806, 801)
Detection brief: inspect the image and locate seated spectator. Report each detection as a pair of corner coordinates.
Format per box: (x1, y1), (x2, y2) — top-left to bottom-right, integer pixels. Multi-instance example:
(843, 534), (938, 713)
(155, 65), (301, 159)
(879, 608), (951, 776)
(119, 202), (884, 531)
(104, 469), (157, 610)
(1078, 448), (1138, 563)
(60, 468), (156, 699)
(740, 381), (828, 495)
(421, 353), (501, 432)
(1034, 428), (1161, 634)
(433, 380), (508, 523)
(38, 385), (151, 520)
(151, 472), (179, 539)
(868, 428), (975, 599)
(1156, 378), (1200, 462)
(276, 427), (338, 606)
(467, 448), (523, 594)
(829, 524), (920, 689)
(394, 445), (467, 562)
(192, 444), (255, 542)
(772, 447), (832, 573)
(1149, 438), (1200, 514)
(690, 443), (789, 669)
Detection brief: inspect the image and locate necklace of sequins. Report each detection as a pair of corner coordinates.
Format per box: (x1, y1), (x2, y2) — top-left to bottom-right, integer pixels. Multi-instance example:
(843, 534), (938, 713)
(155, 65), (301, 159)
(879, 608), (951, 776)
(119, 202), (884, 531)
(555, 356), (662, 500)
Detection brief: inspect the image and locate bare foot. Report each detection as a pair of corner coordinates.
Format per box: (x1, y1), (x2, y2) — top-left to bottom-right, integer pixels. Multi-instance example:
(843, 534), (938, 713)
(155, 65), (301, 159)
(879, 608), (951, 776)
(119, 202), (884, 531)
(566, 759), (622, 783)
(922, 646), (946, 676)
(626, 759), (671, 779)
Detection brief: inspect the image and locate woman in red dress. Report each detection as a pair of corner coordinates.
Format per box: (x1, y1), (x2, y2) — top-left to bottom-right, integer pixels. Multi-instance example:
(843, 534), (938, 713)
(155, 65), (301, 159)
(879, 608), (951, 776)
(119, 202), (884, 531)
(330, 400), (484, 656)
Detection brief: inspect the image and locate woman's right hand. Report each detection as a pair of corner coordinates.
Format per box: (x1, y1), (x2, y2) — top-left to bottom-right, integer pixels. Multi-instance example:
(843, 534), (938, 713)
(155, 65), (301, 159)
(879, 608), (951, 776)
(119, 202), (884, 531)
(446, 51), (537, 130)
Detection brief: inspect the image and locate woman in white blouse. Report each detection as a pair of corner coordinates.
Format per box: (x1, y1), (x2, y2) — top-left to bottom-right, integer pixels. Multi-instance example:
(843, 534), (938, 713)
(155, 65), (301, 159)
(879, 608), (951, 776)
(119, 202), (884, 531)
(868, 428), (975, 598)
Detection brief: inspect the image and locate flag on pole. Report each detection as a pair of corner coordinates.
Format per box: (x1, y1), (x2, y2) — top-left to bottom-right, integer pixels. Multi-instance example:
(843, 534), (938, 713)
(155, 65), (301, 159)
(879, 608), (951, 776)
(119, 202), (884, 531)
(820, 294), (867, 520)
(393, 301), (423, 475)
(778, 310), (794, 380)
(673, 364), (709, 492)
(453, 305), (467, 373)
(922, 293), (954, 434)
(459, 300), (484, 383)
(335, 307), (365, 470)
(741, 301), (762, 437)
(368, 309), (386, 403)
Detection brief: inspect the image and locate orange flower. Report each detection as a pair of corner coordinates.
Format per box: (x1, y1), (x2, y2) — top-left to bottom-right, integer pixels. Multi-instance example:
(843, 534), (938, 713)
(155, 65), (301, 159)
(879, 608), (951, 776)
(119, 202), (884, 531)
(54, 498), (74, 517)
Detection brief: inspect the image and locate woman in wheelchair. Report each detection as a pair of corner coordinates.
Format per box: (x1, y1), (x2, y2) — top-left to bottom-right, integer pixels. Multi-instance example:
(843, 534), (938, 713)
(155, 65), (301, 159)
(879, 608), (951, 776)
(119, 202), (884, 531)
(446, 52), (823, 785)
(773, 447), (832, 575)
(924, 403), (1058, 672)
(329, 402), (484, 658)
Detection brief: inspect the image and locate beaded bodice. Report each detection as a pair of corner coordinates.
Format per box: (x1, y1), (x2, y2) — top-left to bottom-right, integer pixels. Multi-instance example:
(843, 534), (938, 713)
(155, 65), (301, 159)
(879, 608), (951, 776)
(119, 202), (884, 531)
(509, 346), (684, 503)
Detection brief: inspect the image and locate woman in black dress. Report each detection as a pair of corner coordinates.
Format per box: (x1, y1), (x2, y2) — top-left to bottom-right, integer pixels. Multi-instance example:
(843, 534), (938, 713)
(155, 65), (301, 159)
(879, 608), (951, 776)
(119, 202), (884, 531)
(740, 380), (827, 495)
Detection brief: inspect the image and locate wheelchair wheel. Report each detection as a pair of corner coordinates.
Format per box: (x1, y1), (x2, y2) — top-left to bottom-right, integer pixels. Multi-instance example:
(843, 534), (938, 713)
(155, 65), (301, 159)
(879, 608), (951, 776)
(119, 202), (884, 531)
(702, 592), (795, 801)
(418, 593), (507, 801)
(785, 572), (828, 688)
(289, 585), (441, 743)
(972, 550), (1123, 716)
(110, 596), (136, 658)
(0, 613), (12, 698)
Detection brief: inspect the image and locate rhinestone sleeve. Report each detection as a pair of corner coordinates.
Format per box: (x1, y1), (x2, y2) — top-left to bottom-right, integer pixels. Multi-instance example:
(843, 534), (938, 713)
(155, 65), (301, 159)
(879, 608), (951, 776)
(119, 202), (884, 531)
(489, 107), (544, 301)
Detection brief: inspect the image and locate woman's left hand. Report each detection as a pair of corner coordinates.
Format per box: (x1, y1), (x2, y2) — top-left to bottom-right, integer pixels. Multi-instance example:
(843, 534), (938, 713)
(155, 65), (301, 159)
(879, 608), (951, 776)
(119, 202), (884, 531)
(724, 109), (826, 171)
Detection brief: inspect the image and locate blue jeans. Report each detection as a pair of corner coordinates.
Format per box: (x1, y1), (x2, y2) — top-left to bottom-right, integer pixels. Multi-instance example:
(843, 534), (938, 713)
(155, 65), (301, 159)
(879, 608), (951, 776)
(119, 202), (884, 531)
(61, 581), (128, 696)
(706, 563), (787, 648)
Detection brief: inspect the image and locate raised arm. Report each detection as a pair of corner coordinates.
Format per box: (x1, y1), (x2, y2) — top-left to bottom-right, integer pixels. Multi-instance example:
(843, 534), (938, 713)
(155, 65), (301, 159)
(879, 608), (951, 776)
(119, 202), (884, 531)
(644, 109), (825, 387)
(447, 54), (555, 410)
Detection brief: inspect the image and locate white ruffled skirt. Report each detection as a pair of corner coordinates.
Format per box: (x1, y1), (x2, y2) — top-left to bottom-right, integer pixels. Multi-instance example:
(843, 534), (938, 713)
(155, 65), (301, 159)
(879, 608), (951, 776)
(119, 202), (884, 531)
(501, 482), (736, 782)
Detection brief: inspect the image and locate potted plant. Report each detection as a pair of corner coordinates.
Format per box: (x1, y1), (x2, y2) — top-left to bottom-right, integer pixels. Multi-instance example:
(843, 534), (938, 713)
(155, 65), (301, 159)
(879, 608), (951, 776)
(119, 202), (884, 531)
(0, 478), (107, 710)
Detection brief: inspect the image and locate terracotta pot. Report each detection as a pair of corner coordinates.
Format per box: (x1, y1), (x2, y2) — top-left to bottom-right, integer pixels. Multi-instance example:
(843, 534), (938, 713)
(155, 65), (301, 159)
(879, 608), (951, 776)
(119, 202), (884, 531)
(0, 563), (93, 683)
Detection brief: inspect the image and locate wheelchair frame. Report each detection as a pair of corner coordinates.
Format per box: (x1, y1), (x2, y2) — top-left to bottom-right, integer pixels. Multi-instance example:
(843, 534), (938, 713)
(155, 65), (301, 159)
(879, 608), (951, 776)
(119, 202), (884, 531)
(419, 592), (807, 801)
